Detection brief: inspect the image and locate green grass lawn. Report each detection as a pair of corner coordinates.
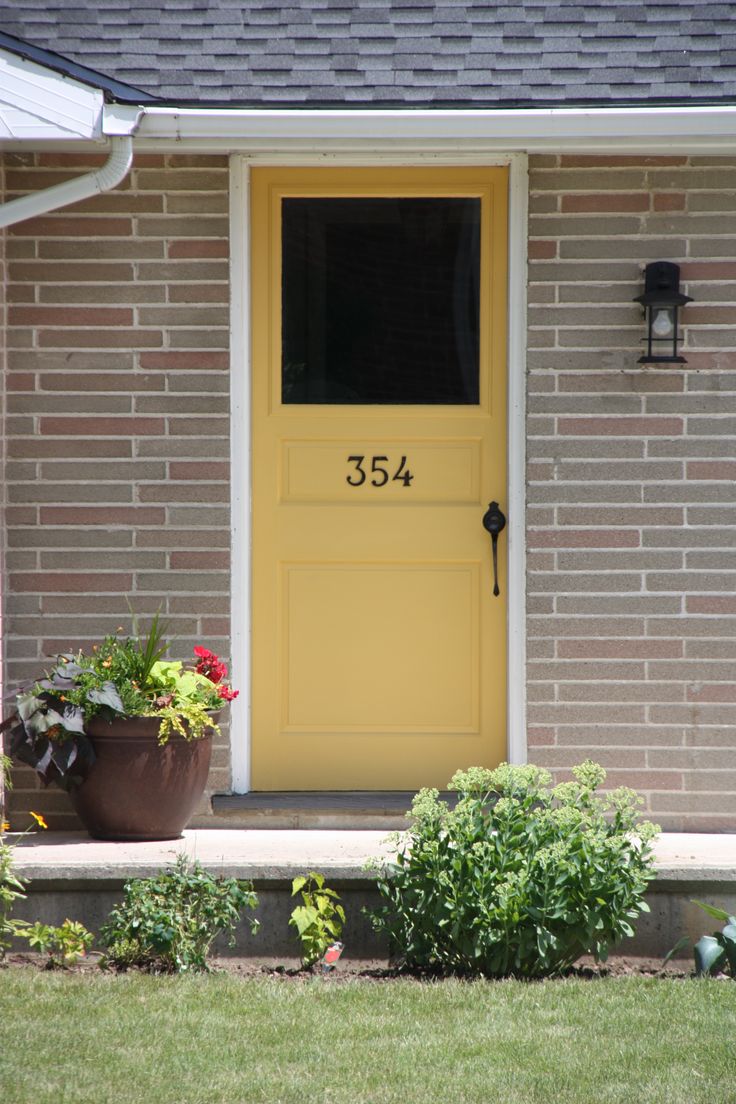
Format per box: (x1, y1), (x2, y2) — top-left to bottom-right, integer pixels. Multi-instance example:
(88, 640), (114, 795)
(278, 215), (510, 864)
(1, 970), (735, 1104)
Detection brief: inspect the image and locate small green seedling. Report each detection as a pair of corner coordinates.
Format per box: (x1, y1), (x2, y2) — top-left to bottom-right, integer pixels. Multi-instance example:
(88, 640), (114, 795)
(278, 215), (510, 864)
(24, 918), (94, 967)
(289, 872), (346, 969)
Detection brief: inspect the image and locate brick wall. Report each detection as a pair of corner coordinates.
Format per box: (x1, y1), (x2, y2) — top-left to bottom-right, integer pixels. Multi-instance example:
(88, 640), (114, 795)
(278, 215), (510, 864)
(1, 155), (6, 821)
(2, 152), (232, 829)
(3, 150), (735, 832)
(526, 154), (736, 830)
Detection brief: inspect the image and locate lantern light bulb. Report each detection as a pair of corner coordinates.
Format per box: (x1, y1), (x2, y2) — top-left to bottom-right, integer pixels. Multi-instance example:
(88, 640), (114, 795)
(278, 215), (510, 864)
(652, 308), (675, 339)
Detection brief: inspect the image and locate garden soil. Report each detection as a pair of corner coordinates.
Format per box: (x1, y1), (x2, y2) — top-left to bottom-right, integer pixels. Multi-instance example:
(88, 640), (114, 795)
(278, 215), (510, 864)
(1, 951), (695, 981)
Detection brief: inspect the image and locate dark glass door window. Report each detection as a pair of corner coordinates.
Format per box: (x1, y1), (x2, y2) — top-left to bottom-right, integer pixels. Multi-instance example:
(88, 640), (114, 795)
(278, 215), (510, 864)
(281, 197), (481, 404)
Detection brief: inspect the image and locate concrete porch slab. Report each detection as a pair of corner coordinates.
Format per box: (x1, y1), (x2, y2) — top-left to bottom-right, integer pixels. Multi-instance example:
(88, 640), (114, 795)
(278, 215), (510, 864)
(10, 828), (396, 882)
(9, 830), (736, 961)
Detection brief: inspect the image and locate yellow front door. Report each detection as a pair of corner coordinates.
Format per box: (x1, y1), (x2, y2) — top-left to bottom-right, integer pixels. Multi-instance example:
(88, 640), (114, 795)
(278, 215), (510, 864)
(251, 167), (508, 790)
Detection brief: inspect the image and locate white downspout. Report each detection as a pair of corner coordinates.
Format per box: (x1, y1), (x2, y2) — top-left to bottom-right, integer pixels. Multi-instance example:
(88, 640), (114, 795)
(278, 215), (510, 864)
(0, 133), (135, 229)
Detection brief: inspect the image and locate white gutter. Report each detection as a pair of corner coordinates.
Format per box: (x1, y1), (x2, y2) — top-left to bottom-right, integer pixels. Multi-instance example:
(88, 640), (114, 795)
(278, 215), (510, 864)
(0, 112), (140, 229)
(134, 103), (736, 153)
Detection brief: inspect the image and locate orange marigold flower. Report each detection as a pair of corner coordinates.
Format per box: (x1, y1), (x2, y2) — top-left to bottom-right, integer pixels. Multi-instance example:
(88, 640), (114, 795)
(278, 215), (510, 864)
(1, 820), (10, 833)
(29, 811), (48, 830)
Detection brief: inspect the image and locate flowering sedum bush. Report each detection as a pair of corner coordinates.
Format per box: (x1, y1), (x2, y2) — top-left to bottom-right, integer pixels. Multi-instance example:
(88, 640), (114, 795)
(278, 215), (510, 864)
(370, 760), (659, 978)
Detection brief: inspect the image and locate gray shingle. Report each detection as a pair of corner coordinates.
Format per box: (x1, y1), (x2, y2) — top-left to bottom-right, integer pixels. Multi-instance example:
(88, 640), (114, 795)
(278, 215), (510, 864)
(1, 0), (736, 107)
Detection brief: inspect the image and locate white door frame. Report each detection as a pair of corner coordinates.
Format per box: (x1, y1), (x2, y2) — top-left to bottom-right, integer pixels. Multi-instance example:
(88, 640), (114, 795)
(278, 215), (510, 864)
(229, 151), (528, 792)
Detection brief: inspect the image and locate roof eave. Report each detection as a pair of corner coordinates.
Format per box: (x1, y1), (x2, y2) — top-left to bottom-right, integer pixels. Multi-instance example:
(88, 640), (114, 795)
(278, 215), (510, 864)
(0, 30), (156, 103)
(130, 103), (736, 154)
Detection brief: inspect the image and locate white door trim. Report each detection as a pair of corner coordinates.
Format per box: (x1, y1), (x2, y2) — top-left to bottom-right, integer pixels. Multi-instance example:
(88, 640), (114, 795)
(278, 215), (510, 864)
(229, 152), (528, 792)
(229, 155), (252, 791)
(506, 154), (529, 765)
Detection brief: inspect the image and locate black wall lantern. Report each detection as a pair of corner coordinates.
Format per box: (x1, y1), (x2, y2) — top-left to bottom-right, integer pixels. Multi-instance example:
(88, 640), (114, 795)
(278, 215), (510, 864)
(634, 261), (692, 364)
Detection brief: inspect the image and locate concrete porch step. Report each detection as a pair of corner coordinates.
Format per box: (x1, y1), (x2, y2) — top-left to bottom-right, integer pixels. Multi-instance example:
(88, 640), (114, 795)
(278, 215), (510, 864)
(206, 791), (458, 830)
(9, 830), (736, 961)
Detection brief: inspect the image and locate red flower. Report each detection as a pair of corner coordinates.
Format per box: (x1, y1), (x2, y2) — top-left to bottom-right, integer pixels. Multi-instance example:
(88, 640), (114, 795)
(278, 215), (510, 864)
(216, 685), (239, 701)
(193, 646), (228, 684)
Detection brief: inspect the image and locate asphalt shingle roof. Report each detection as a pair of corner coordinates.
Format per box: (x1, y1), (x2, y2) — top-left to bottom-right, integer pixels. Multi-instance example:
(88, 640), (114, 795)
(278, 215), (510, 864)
(1, 0), (735, 108)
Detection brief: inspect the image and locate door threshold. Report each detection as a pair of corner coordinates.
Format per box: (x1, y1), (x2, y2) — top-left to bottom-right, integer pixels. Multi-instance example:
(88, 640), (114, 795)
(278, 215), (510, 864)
(208, 791), (458, 830)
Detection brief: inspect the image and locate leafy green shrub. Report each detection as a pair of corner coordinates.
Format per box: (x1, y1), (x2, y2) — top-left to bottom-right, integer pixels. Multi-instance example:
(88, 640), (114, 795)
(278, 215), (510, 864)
(100, 856), (259, 972)
(1, 806), (50, 959)
(370, 761), (659, 978)
(24, 919), (93, 967)
(0, 839), (28, 959)
(1, 751), (12, 824)
(289, 872), (346, 968)
(684, 900), (736, 978)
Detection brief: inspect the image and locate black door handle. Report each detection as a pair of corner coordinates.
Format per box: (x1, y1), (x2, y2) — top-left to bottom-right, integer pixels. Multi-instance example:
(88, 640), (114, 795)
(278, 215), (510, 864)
(481, 501), (507, 597)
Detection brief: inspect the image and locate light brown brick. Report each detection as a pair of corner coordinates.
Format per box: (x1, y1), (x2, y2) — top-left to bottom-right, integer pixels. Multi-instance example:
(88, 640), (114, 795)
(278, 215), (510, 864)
(11, 572), (133, 593)
(169, 462), (230, 480)
(39, 506), (165, 525)
(653, 193), (686, 211)
(168, 239), (229, 259)
(139, 351), (229, 370)
(528, 529), (640, 548)
(687, 595), (736, 614)
(9, 216), (133, 237)
(170, 551), (230, 569)
(558, 416), (683, 436)
(558, 638), (683, 659)
(560, 193), (649, 212)
(39, 417), (165, 436)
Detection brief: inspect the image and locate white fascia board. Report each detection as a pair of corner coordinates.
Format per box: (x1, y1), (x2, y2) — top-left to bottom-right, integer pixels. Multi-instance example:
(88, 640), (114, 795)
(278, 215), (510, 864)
(135, 104), (736, 153)
(0, 47), (104, 141)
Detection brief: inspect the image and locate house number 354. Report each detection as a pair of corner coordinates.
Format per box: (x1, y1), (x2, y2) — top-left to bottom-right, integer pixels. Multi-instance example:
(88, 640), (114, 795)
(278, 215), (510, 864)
(346, 455), (414, 487)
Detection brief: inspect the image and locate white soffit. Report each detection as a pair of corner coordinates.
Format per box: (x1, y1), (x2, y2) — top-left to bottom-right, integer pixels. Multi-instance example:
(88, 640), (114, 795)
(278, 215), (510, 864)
(0, 47), (103, 142)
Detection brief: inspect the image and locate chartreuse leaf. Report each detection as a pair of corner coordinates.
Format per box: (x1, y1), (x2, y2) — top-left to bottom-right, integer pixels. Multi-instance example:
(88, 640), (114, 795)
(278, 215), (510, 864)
(691, 899), (731, 923)
(694, 935), (726, 976)
(291, 906), (318, 936)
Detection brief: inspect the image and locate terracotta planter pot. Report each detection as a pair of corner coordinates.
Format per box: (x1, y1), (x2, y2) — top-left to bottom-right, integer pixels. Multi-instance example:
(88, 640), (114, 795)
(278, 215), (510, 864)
(69, 714), (214, 842)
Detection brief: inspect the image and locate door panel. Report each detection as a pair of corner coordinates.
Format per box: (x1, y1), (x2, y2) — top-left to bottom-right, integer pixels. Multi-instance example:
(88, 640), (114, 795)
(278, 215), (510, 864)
(251, 167), (508, 790)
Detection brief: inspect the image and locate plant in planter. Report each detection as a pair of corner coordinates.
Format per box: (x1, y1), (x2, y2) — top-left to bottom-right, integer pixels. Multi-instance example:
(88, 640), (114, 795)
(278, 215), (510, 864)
(4, 614), (238, 841)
